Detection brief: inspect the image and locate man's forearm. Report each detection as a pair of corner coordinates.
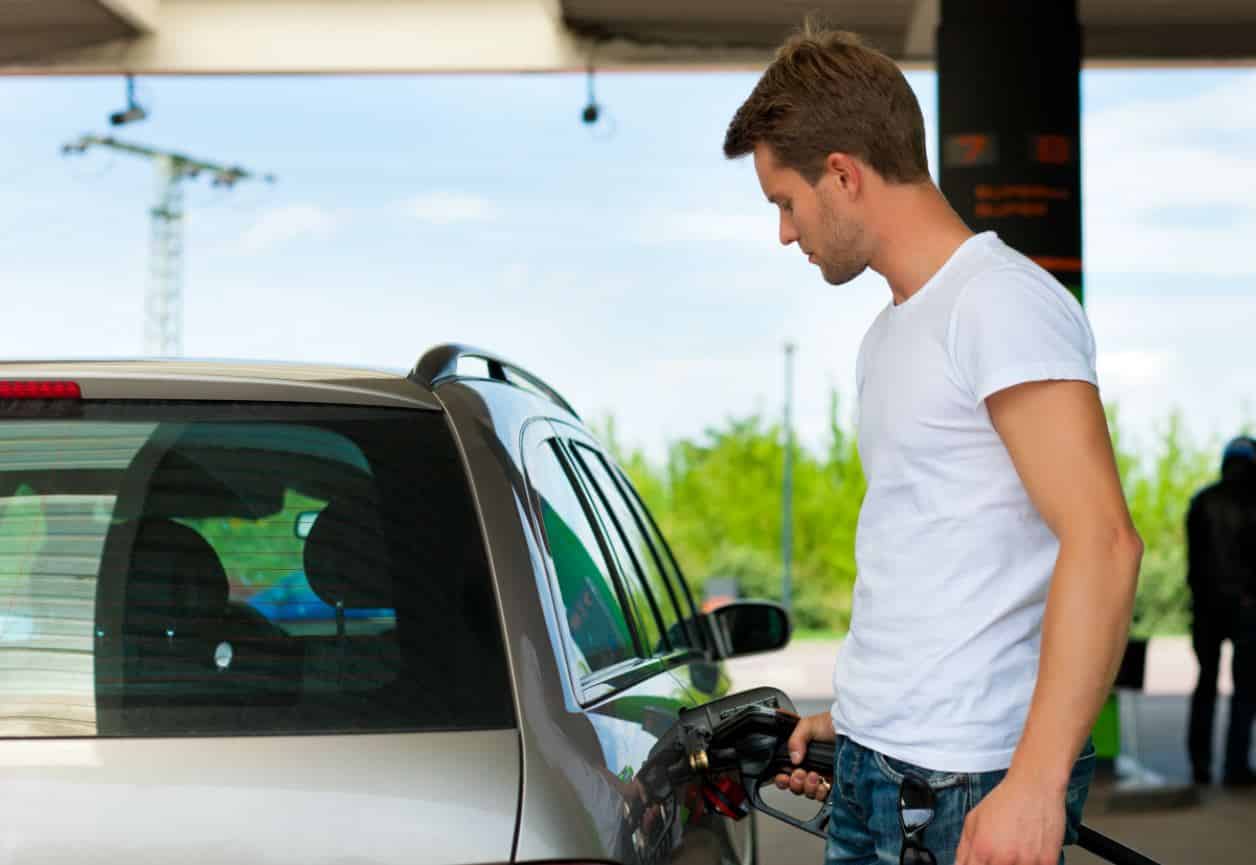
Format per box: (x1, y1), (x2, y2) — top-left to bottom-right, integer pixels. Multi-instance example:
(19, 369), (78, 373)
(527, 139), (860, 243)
(1008, 530), (1142, 792)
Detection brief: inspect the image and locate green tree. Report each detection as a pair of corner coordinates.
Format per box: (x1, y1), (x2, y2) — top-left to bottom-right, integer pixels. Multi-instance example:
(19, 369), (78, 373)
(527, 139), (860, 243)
(605, 390), (864, 632)
(1112, 408), (1219, 637)
(607, 394), (1224, 640)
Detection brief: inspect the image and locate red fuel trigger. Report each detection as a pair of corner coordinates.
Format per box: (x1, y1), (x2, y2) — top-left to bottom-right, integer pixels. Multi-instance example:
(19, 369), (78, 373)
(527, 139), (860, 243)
(702, 775), (749, 820)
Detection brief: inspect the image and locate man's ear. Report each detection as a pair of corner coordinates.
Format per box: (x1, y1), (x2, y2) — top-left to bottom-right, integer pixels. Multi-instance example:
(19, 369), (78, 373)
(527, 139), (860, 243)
(824, 152), (863, 200)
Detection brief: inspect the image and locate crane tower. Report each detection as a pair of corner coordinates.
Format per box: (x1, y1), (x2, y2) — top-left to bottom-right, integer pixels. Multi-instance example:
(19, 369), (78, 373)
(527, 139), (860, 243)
(63, 135), (274, 356)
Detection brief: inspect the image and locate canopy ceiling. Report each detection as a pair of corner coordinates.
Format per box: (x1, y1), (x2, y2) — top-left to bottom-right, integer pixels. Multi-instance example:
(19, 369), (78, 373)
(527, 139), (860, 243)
(3, 0), (1254, 73)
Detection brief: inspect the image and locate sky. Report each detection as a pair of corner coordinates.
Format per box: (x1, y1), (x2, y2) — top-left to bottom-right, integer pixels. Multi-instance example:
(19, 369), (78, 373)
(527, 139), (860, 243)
(1, 66), (1254, 463)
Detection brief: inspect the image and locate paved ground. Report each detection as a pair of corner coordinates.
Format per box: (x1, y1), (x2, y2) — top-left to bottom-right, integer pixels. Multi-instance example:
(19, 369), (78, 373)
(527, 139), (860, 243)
(728, 637), (1254, 865)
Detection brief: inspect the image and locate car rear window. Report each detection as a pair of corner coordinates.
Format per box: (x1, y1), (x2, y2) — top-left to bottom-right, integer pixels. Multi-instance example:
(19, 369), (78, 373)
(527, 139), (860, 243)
(0, 399), (514, 738)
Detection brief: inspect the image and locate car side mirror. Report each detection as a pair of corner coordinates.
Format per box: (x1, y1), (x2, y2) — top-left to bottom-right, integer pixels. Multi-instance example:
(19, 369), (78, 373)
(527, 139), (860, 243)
(707, 601), (791, 659)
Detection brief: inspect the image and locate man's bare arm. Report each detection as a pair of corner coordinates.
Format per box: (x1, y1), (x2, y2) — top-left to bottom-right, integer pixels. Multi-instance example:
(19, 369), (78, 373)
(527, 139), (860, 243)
(955, 379), (1142, 865)
(987, 378), (1143, 792)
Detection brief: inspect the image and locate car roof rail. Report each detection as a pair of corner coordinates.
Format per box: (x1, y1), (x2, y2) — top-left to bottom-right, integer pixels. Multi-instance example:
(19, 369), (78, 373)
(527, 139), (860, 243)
(410, 343), (580, 420)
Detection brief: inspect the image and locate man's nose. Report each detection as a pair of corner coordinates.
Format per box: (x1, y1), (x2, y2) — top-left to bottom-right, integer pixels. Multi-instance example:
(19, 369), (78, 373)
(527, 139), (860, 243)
(779, 212), (798, 246)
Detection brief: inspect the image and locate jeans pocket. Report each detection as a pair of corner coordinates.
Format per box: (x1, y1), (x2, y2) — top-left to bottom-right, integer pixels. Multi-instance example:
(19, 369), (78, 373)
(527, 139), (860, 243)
(1063, 742), (1096, 846)
(1078, 738), (1097, 762)
(872, 750), (966, 791)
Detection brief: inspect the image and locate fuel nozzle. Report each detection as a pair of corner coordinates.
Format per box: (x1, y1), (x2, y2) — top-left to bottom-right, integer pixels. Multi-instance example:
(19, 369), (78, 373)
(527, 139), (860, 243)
(688, 749), (709, 774)
(634, 689), (832, 834)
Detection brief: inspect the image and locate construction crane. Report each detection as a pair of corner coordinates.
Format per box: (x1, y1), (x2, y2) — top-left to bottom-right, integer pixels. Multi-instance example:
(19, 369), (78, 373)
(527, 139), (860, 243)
(62, 135), (275, 356)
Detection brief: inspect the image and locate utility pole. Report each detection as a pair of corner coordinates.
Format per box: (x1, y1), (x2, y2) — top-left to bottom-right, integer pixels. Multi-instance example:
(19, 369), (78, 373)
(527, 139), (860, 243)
(782, 342), (796, 613)
(62, 135), (274, 356)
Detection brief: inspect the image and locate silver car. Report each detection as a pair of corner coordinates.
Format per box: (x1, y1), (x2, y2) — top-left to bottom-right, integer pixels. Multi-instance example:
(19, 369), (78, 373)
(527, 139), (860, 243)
(0, 345), (791, 865)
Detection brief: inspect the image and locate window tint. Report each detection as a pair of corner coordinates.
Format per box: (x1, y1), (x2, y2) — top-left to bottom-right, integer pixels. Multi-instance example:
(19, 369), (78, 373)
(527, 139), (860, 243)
(568, 445), (673, 656)
(610, 463), (701, 650)
(177, 489), (396, 640)
(0, 403), (513, 738)
(528, 440), (637, 677)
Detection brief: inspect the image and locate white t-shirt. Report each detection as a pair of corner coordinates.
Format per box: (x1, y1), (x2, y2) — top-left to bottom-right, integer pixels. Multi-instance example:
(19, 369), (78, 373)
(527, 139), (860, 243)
(830, 231), (1098, 773)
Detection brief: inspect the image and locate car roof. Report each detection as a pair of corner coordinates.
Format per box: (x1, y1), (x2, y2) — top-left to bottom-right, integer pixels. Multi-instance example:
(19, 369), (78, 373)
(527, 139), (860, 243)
(0, 359), (441, 410)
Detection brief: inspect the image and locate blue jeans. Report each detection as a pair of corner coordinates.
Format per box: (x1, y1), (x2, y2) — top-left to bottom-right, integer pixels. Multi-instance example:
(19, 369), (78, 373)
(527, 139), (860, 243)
(823, 736), (1095, 865)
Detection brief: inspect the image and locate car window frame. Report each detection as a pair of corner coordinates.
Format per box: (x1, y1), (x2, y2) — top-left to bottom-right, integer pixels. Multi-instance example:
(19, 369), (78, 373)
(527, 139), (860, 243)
(562, 440), (672, 657)
(525, 420), (705, 705)
(606, 461), (710, 654)
(521, 423), (648, 702)
(554, 426), (707, 673)
(567, 442), (703, 656)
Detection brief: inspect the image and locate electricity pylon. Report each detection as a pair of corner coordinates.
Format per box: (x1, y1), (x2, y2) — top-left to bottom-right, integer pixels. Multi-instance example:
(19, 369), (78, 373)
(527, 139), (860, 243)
(62, 135), (274, 356)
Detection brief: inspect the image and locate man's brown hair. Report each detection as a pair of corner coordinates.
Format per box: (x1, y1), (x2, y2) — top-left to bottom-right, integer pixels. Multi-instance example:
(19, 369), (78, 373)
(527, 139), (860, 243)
(724, 27), (929, 185)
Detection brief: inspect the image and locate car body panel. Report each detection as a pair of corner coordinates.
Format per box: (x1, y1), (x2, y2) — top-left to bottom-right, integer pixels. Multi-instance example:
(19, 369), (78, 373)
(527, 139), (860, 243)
(0, 730), (520, 865)
(0, 360), (440, 409)
(431, 380), (607, 861)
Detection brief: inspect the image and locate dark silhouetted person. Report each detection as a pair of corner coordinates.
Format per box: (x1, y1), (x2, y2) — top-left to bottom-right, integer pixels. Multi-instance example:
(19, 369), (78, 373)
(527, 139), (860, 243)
(1186, 435), (1256, 786)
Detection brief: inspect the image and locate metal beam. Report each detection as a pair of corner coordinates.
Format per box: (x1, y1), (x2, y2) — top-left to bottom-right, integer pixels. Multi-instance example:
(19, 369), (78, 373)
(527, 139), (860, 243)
(0, 0), (139, 66)
(6, 0), (1256, 73)
(95, 0), (160, 33)
(5, 0), (587, 74)
(902, 0), (938, 61)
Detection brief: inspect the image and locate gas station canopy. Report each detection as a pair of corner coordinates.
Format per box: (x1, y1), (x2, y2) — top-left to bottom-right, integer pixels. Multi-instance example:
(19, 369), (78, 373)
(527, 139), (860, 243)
(4, 0), (1256, 74)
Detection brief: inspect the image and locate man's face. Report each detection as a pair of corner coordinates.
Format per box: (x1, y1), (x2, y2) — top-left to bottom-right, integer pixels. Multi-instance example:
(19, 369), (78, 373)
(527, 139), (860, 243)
(753, 143), (869, 286)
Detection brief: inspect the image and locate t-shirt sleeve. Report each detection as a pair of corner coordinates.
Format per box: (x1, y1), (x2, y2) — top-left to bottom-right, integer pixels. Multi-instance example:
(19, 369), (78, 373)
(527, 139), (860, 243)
(946, 268), (1098, 407)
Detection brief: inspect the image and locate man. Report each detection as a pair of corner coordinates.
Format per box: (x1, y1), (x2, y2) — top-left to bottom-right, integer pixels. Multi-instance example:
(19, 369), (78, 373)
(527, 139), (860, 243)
(1185, 435), (1256, 787)
(722, 27), (1143, 865)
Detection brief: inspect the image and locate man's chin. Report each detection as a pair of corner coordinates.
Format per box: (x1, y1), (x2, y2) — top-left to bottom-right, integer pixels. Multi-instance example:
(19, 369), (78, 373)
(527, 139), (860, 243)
(820, 262), (868, 286)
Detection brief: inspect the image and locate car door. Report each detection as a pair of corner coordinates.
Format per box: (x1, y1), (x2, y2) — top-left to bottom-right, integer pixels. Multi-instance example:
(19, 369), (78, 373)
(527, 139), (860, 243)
(524, 421), (751, 865)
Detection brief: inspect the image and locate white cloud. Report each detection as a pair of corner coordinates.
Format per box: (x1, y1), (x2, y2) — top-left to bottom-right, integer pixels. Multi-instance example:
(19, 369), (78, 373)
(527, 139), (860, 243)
(1097, 349), (1176, 390)
(636, 207), (776, 248)
(1084, 73), (1256, 275)
(1088, 73), (1256, 146)
(405, 191), (500, 225)
(1087, 292), (1256, 451)
(241, 204), (340, 252)
(573, 268), (888, 461)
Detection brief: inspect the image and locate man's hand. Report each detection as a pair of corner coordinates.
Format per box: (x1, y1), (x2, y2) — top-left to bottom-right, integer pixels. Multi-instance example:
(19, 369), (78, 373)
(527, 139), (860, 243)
(955, 774), (1065, 865)
(772, 711), (836, 800)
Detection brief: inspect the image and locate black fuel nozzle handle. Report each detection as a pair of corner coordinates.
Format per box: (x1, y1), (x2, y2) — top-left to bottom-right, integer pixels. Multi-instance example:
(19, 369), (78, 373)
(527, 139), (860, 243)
(675, 694), (838, 839)
(740, 737), (836, 839)
(766, 736), (836, 779)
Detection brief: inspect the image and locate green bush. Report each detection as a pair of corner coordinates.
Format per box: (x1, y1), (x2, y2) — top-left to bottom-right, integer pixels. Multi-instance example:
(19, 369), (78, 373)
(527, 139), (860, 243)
(1112, 408), (1221, 637)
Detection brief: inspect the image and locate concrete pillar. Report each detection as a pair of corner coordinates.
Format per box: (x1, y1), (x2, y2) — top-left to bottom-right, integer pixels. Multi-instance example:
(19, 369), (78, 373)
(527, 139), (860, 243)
(937, 0), (1083, 302)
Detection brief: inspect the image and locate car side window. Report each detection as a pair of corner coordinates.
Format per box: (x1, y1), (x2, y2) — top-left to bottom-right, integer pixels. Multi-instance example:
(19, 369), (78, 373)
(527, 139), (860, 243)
(528, 440), (638, 677)
(610, 463), (703, 651)
(568, 444), (684, 656)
